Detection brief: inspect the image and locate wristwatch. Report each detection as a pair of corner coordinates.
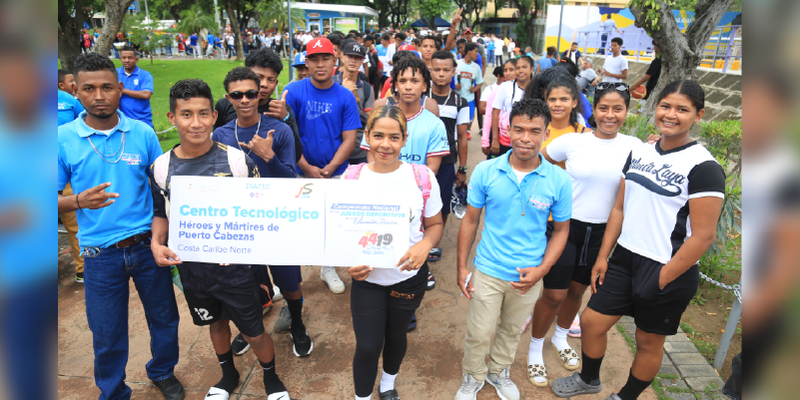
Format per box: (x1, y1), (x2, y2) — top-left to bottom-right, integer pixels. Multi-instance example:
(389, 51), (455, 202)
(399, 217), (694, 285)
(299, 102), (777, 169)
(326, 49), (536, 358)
(457, 166), (468, 174)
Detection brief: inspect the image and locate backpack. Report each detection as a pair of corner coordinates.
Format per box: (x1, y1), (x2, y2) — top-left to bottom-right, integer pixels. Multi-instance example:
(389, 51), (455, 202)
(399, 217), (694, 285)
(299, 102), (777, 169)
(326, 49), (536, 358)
(151, 147), (249, 219)
(343, 163), (431, 232)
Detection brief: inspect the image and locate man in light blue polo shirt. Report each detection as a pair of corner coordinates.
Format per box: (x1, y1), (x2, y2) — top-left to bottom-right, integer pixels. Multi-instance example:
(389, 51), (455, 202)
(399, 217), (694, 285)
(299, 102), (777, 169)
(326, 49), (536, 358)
(455, 98), (571, 400)
(118, 46), (155, 128)
(58, 53), (183, 400)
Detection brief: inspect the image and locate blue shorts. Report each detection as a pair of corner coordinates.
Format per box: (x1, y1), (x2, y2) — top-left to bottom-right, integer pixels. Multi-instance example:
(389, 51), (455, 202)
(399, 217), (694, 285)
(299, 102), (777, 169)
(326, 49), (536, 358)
(269, 265), (303, 292)
(435, 163), (456, 215)
(468, 100), (475, 121)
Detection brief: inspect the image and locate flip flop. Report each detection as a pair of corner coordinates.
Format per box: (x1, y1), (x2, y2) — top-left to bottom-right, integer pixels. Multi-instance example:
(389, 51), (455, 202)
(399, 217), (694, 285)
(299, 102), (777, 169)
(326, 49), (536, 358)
(427, 247), (442, 261)
(426, 271), (436, 290)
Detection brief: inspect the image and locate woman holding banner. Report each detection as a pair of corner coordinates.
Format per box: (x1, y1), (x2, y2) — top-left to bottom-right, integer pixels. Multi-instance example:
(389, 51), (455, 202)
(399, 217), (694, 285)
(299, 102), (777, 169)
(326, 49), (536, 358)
(345, 105), (444, 400)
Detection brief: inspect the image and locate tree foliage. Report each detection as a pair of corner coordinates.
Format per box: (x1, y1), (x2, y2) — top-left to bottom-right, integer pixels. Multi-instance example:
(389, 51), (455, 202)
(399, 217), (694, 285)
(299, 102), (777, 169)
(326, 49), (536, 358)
(124, 13), (174, 64)
(176, 4), (218, 35)
(257, 1), (306, 32)
(419, 0), (450, 31)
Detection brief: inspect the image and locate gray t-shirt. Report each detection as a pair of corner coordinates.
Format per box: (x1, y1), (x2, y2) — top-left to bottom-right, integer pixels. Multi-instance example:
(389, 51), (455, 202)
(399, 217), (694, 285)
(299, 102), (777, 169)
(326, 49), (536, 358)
(602, 19), (617, 34)
(577, 68), (598, 90)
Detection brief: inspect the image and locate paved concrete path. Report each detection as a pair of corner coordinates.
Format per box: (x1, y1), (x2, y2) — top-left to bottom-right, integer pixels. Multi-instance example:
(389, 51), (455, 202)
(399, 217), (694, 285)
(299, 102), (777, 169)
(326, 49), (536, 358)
(58, 71), (662, 400)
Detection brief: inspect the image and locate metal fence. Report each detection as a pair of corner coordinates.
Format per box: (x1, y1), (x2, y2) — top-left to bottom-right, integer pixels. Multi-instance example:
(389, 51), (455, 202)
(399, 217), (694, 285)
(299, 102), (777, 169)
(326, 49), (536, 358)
(576, 25), (742, 73)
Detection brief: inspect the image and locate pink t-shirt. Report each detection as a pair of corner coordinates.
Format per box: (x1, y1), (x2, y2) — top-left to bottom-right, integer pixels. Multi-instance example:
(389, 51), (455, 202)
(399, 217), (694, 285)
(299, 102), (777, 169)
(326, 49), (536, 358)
(482, 90), (497, 148)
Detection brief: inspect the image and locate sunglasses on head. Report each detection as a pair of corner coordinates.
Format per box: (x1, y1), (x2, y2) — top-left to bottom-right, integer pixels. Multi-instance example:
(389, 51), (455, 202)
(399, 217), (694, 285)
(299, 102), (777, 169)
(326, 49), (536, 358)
(596, 82), (630, 92)
(228, 90), (259, 101)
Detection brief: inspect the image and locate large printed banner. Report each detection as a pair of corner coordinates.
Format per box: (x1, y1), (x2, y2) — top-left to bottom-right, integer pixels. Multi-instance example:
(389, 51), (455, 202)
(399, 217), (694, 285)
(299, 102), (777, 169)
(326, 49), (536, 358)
(168, 176), (410, 268)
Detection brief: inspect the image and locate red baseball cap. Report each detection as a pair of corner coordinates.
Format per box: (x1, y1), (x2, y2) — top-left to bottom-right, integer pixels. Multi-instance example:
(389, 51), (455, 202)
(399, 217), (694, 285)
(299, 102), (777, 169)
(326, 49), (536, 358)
(307, 37), (335, 56)
(398, 43), (416, 51)
(464, 28), (473, 34)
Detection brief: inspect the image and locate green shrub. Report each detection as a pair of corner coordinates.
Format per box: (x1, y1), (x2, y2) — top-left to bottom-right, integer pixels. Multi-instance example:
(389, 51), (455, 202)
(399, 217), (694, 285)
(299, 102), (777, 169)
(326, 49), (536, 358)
(699, 120), (742, 175)
(621, 114), (657, 142)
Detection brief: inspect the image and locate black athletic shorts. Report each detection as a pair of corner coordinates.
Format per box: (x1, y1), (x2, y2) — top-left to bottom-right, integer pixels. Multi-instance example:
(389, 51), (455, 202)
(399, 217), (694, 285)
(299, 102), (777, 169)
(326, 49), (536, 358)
(436, 164), (456, 215)
(351, 263), (429, 315)
(543, 219), (606, 290)
(587, 245), (699, 336)
(184, 280), (266, 338)
(268, 264), (303, 293)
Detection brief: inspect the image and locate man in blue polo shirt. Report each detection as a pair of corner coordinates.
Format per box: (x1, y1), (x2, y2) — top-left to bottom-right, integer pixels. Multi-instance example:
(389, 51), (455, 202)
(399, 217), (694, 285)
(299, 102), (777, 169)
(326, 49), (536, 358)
(57, 53), (183, 400)
(117, 46), (155, 128)
(455, 98), (571, 400)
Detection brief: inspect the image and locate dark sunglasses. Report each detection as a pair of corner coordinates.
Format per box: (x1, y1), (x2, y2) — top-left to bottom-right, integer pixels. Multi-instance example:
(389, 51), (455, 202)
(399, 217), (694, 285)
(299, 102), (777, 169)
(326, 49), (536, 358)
(596, 82), (630, 92)
(228, 90), (259, 101)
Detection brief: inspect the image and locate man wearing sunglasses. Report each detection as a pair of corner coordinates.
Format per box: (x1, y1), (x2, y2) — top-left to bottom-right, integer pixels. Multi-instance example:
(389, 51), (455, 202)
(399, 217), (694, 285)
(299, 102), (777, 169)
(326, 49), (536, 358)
(213, 68), (316, 361)
(214, 48), (303, 164)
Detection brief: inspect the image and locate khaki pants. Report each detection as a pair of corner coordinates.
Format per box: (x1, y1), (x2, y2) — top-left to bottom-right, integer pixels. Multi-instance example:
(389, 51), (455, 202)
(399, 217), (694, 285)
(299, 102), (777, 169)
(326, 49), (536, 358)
(462, 268), (543, 381)
(61, 183), (83, 274)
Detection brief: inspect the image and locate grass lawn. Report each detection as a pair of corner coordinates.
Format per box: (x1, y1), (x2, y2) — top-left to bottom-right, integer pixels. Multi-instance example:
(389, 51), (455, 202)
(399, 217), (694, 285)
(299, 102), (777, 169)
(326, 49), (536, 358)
(108, 58), (291, 151)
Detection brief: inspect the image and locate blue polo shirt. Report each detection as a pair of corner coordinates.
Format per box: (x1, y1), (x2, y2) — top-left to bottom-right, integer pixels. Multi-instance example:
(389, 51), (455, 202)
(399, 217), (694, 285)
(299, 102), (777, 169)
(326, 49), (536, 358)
(58, 90), (84, 126)
(58, 110), (163, 248)
(117, 66), (154, 127)
(467, 152), (572, 282)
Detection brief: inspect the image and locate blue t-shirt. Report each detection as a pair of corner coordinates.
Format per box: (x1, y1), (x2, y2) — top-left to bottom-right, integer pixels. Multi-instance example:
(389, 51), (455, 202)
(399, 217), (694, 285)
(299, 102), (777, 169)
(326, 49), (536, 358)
(58, 110), (163, 248)
(58, 90), (84, 126)
(213, 115), (297, 178)
(360, 107), (449, 165)
(487, 41), (495, 51)
(207, 34), (214, 44)
(467, 152), (572, 282)
(190, 34), (198, 46)
(117, 66), (154, 127)
(284, 79), (361, 176)
(538, 57), (558, 71)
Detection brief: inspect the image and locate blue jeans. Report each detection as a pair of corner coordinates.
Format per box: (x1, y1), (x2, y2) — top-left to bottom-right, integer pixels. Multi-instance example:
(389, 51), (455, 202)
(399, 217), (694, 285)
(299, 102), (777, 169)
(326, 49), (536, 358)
(83, 239), (180, 400)
(600, 33), (608, 55)
(487, 49), (495, 65)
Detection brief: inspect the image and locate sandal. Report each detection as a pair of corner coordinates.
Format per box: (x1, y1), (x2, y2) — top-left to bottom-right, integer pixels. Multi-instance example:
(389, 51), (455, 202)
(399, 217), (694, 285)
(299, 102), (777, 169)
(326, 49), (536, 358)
(379, 389), (400, 400)
(426, 271), (436, 290)
(527, 364), (548, 387)
(553, 343), (581, 371)
(427, 247), (442, 261)
(550, 372), (602, 398)
(568, 314), (581, 338)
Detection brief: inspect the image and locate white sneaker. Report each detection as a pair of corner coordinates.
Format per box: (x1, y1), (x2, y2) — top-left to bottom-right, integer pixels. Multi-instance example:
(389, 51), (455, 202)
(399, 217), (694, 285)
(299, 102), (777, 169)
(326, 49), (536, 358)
(454, 373), (484, 400)
(267, 390), (290, 400)
(205, 387), (230, 399)
(486, 368), (520, 400)
(272, 285), (283, 301)
(320, 266), (345, 294)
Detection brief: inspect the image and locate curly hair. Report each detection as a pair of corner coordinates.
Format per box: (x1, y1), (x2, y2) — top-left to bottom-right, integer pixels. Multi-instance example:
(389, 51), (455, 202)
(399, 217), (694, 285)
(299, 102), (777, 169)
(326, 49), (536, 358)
(73, 52), (117, 81)
(223, 67), (260, 93)
(245, 48), (283, 74)
(169, 79), (214, 113)
(509, 98), (551, 129)
(656, 80), (705, 111)
(390, 56), (431, 95)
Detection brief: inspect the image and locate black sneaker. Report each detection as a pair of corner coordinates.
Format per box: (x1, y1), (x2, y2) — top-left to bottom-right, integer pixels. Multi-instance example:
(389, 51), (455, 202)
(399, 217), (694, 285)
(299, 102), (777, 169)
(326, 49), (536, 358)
(75, 272), (84, 283)
(290, 327), (313, 357)
(231, 333), (250, 355)
(153, 375), (185, 400)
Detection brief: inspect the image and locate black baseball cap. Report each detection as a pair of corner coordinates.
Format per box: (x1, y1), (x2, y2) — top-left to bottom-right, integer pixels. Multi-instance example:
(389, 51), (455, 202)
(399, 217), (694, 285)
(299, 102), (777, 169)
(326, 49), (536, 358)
(341, 39), (366, 57)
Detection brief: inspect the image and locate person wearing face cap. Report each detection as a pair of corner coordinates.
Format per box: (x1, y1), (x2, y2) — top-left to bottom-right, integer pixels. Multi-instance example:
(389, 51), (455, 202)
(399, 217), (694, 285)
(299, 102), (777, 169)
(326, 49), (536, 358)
(334, 39), (375, 166)
(290, 51), (309, 83)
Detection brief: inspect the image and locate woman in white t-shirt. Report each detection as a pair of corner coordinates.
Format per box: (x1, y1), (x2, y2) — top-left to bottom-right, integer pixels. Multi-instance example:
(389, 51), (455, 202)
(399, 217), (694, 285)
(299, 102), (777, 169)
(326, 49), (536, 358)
(346, 105), (444, 400)
(523, 82), (642, 387)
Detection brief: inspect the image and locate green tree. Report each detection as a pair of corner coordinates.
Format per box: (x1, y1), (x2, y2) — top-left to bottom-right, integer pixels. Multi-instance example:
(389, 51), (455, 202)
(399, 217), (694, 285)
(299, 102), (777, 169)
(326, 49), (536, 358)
(257, 1), (306, 32)
(176, 4), (218, 36)
(628, 0), (735, 116)
(93, 0), (136, 60)
(124, 13), (173, 64)
(419, 0), (450, 31)
(58, 0), (105, 70)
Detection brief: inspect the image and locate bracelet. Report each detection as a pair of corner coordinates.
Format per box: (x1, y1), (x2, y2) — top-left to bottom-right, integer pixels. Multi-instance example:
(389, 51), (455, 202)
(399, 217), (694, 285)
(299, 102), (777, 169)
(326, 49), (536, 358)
(458, 166), (468, 174)
(76, 192), (82, 209)
(281, 113), (290, 122)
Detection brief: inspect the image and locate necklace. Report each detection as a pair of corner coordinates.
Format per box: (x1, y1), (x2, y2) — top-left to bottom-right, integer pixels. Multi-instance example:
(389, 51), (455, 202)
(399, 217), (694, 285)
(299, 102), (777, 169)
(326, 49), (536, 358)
(234, 117), (261, 156)
(87, 130), (126, 164)
(429, 87), (453, 108)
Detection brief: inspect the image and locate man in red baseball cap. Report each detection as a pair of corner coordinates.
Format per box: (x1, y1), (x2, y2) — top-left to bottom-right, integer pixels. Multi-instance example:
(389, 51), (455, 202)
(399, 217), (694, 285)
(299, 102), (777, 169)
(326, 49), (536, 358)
(283, 36), (362, 294)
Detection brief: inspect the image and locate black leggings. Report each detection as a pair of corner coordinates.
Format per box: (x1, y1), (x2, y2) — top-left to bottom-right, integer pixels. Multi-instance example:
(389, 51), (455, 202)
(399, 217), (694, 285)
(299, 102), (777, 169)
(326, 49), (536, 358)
(351, 264), (428, 397)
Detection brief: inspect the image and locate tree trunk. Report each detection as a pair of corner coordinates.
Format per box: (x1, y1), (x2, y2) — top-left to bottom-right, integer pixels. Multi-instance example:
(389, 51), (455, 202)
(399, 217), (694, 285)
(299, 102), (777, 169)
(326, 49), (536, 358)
(94, 0), (135, 60)
(225, 0), (245, 61)
(58, 0), (87, 70)
(630, 0), (734, 116)
(422, 18), (438, 32)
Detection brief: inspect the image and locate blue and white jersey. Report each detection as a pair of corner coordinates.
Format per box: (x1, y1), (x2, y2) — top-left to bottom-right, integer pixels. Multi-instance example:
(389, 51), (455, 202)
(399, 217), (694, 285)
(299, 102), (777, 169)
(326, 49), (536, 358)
(360, 107), (449, 165)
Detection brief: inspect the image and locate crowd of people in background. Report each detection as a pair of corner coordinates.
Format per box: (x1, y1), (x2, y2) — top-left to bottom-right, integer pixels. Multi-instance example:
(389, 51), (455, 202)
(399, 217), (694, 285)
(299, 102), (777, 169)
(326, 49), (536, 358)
(60, 7), (703, 400)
